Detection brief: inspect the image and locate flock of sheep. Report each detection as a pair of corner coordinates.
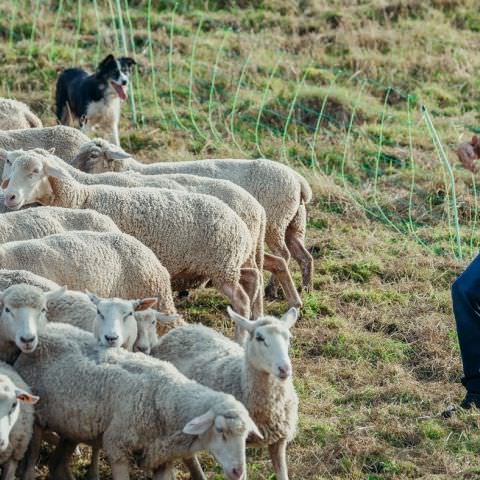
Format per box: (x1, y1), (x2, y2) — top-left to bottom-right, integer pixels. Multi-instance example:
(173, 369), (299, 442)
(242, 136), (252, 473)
(0, 97), (313, 480)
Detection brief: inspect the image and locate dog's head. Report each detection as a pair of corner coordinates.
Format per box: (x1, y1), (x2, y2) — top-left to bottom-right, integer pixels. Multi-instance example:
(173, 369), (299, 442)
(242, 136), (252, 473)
(96, 54), (136, 101)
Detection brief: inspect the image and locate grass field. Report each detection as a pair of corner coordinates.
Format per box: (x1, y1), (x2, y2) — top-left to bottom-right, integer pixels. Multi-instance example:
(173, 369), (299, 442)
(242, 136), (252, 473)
(2, 0), (480, 478)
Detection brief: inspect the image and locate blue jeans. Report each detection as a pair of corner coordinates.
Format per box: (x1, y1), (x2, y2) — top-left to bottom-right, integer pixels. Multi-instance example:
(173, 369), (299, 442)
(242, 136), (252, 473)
(452, 253), (480, 393)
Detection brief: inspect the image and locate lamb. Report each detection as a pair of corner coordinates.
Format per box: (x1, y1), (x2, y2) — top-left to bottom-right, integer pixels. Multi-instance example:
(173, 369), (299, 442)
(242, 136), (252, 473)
(0, 362), (39, 480)
(0, 98), (42, 130)
(0, 125), (89, 162)
(73, 138), (314, 294)
(2, 151), (258, 328)
(14, 322), (261, 480)
(0, 207), (120, 243)
(2, 148), (301, 310)
(133, 307), (186, 354)
(0, 231), (176, 315)
(152, 306), (299, 480)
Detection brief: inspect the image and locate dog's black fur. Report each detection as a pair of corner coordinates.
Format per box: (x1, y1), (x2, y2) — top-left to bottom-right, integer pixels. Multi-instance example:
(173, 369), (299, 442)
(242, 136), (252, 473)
(55, 54), (136, 126)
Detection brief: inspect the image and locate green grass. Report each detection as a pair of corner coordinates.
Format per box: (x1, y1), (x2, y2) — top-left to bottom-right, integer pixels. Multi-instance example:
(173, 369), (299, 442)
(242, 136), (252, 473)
(2, 0), (480, 478)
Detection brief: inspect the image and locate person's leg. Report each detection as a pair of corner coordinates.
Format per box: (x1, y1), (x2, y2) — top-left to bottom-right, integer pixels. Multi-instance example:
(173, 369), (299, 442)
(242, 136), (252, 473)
(451, 253), (480, 398)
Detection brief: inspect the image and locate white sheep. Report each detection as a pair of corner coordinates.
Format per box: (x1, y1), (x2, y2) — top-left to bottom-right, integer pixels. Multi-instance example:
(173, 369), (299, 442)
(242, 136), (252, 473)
(0, 231), (176, 315)
(152, 306), (299, 480)
(0, 207), (120, 243)
(133, 307), (186, 354)
(2, 151), (258, 330)
(0, 98), (42, 130)
(0, 126), (89, 162)
(73, 138), (314, 294)
(0, 283), (65, 364)
(1, 148), (303, 311)
(0, 362), (39, 480)
(15, 322), (261, 480)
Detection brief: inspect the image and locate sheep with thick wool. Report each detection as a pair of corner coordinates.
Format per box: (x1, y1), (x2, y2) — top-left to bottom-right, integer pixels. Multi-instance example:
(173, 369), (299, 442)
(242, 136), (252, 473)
(152, 307), (299, 480)
(0, 126), (88, 162)
(0, 98), (42, 130)
(14, 322), (261, 480)
(1, 148), (301, 311)
(0, 231), (176, 315)
(73, 138), (314, 294)
(0, 361), (39, 480)
(0, 207), (120, 243)
(2, 151), (258, 327)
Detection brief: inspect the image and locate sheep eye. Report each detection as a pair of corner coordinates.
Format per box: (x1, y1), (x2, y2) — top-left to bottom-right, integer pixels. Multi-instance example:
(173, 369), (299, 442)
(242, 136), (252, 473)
(256, 334), (264, 342)
(10, 402), (17, 414)
(216, 427), (223, 434)
(6, 159), (11, 165)
(151, 320), (156, 325)
(32, 169), (40, 174)
(41, 308), (47, 313)
(4, 307), (10, 314)
(97, 310), (104, 319)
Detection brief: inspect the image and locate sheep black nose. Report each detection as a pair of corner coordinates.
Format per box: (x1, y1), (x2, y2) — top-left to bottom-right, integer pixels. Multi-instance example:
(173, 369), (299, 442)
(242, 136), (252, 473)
(7, 194), (15, 201)
(20, 336), (35, 344)
(105, 335), (119, 343)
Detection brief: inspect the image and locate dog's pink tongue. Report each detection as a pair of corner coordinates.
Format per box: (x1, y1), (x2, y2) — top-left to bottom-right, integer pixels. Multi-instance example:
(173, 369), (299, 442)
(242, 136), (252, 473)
(113, 83), (128, 101)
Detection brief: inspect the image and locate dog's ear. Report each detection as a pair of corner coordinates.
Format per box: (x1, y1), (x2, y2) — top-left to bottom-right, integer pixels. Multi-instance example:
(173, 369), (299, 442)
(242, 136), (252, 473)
(97, 54), (115, 71)
(120, 57), (136, 71)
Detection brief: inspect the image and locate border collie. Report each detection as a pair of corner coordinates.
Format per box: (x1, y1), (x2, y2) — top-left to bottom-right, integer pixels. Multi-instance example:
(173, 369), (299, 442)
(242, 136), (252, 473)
(55, 54), (136, 146)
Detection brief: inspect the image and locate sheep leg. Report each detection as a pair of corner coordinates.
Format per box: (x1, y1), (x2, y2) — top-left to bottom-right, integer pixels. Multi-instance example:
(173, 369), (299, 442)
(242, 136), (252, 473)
(240, 267), (263, 319)
(87, 445), (101, 480)
(1, 460), (17, 480)
(48, 439), (77, 480)
(153, 463), (175, 480)
(265, 238), (291, 299)
(217, 281), (250, 343)
(111, 462), (130, 480)
(268, 439), (289, 480)
(20, 424), (43, 480)
(183, 457), (207, 480)
(264, 254), (302, 308)
(285, 205), (313, 292)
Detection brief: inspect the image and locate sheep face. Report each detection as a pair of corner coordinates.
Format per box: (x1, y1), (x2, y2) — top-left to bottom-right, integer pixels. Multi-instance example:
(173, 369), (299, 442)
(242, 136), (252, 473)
(227, 306), (299, 380)
(1, 151), (64, 210)
(133, 309), (182, 354)
(0, 285), (65, 353)
(133, 309), (158, 354)
(88, 293), (156, 350)
(0, 375), (38, 451)
(183, 408), (261, 480)
(73, 139), (131, 174)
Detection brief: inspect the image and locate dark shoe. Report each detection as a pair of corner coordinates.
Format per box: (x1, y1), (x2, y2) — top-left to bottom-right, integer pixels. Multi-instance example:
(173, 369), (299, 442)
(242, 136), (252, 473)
(442, 392), (480, 418)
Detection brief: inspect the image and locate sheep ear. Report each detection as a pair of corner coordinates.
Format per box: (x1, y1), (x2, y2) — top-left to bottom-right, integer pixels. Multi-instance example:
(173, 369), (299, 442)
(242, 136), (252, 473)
(1, 178), (9, 189)
(47, 147), (56, 155)
(46, 286), (67, 303)
(15, 389), (39, 405)
(281, 308), (299, 330)
(248, 419), (263, 440)
(227, 306), (256, 333)
(134, 298), (158, 312)
(183, 409), (215, 435)
(86, 290), (101, 306)
(44, 161), (66, 179)
(156, 313), (182, 323)
(106, 149), (131, 161)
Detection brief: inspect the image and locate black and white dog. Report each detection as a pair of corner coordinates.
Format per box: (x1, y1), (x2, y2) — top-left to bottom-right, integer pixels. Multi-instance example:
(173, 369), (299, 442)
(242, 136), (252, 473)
(55, 54), (136, 146)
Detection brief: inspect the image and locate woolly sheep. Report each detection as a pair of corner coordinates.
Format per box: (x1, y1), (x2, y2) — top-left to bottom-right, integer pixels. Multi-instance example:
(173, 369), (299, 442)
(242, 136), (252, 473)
(73, 138), (314, 294)
(15, 322), (262, 480)
(0, 284), (66, 364)
(133, 307), (186, 354)
(0, 207), (120, 243)
(0, 98), (42, 130)
(152, 307), (299, 480)
(0, 126), (88, 162)
(0, 362), (39, 480)
(2, 151), (258, 328)
(0, 231), (176, 315)
(2, 148), (302, 311)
